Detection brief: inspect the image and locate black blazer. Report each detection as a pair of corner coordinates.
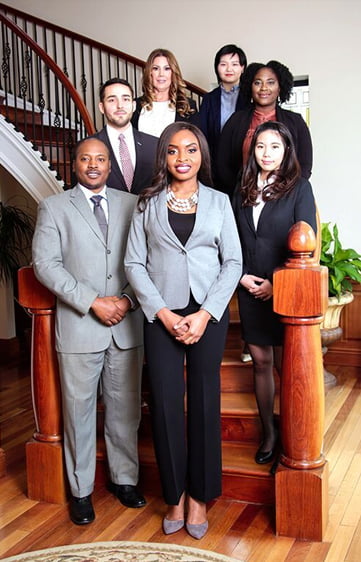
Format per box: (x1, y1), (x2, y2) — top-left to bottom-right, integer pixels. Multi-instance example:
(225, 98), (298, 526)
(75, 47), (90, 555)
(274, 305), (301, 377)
(217, 106), (313, 198)
(92, 127), (158, 195)
(199, 86), (246, 162)
(131, 96), (198, 130)
(233, 177), (317, 281)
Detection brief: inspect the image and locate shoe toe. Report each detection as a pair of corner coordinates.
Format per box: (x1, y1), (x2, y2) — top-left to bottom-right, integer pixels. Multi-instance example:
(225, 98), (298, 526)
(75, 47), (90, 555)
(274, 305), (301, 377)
(109, 483), (146, 508)
(186, 520), (208, 540)
(70, 495), (95, 525)
(163, 517), (184, 535)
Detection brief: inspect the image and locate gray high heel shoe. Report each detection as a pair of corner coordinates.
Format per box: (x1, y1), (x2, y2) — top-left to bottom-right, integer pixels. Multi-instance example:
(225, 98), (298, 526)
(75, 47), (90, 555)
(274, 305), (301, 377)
(162, 517), (184, 535)
(186, 520), (208, 539)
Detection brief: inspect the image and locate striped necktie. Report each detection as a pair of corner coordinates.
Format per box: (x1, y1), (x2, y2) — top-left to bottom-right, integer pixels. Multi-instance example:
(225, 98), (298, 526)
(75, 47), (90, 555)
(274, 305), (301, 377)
(119, 133), (134, 191)
(90, 195), (108, 240)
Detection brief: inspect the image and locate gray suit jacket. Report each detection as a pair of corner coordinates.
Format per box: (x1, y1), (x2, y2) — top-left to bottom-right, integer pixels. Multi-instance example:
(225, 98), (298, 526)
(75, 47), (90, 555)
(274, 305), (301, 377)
(32, 185), (143, 353)
(124, 183), (242, 322)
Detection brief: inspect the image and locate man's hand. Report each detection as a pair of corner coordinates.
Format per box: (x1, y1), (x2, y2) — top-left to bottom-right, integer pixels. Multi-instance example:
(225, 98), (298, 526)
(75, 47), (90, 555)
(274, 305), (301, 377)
(91, 296), (130, 326)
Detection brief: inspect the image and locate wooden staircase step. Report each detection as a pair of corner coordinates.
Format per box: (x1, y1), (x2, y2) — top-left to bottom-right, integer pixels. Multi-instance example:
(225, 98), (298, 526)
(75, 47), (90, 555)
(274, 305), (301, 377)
(221, 441), (275, 504)
(136, 438), (275, 505)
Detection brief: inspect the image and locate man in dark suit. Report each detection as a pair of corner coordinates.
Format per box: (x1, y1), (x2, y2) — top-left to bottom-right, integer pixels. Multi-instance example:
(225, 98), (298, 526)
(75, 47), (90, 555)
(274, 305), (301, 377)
(93, 78), (158, 194)
(32, 137), (146, 526)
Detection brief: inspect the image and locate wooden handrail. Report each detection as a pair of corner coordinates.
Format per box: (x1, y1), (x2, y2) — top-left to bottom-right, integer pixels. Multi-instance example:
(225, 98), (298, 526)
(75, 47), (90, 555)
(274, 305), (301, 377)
(0, 2), (206, 99)
(0, 12), (94, 134)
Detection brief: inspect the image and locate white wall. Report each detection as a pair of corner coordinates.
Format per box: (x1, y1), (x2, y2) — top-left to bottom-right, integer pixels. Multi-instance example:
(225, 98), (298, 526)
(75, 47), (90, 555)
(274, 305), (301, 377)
(7, 0), (361, 250)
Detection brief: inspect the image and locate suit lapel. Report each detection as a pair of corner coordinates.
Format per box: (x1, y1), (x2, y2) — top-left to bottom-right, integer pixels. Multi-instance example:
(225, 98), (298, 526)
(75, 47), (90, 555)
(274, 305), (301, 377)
(132, 129), (143, 185)
(187, 183), (210, 245)
(155, 190), (184, 248)
(100, 128), (127, 190)
(70, 186), (106, 245)
(244, 205), (256, 234)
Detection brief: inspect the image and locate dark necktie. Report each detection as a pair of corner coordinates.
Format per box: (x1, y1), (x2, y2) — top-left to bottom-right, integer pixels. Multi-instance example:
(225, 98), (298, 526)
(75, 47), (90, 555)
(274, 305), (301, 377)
(90, 195), (108, 240)
(119, 133), (134, 191)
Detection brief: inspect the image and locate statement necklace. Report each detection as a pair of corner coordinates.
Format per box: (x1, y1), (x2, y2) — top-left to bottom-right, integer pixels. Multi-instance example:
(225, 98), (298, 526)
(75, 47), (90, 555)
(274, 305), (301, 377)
(166, 186), (198, 213)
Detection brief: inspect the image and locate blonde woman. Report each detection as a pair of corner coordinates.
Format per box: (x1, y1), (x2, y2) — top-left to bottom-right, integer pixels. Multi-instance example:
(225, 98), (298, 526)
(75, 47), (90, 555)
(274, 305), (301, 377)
(132, 48), (197, 137)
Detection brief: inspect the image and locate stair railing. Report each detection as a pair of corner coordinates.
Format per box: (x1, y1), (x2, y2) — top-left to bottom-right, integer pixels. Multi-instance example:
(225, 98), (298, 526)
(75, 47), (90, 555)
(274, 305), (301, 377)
(0, 10), (95, 188)
(0, 2), (205, 135)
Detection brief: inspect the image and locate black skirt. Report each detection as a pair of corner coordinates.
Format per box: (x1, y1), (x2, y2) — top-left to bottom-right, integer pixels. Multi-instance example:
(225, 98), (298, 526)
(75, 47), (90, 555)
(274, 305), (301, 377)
(237, 286), (284, 346)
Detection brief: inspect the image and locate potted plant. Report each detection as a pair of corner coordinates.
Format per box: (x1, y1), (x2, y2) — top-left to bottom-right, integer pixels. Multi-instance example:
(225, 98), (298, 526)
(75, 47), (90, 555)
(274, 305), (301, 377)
(319, 222), (361, 386)
(0, 198), (35, 347)
(0, 199), (34, 284)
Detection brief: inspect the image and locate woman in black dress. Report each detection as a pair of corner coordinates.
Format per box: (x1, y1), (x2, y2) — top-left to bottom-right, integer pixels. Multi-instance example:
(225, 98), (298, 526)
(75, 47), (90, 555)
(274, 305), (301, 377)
(233, 121), (317, 464)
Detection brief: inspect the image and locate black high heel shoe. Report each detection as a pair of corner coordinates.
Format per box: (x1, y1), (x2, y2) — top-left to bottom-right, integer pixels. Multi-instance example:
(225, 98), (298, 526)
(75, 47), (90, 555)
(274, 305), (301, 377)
(255, 446), (275, 464)
(255, 431), (278, 464)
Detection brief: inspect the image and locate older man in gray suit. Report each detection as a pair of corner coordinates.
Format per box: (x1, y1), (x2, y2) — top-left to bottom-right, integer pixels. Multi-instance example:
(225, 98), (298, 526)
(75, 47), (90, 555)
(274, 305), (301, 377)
(32, 137), (145, 525)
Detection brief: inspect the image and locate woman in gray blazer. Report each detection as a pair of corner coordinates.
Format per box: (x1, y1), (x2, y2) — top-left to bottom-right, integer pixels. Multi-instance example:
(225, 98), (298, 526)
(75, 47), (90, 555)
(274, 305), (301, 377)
(125, 122), (242, 539)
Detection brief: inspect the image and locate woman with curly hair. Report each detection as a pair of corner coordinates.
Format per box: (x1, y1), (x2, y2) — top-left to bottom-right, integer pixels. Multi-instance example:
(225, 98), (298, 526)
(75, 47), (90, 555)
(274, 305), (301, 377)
(234, 120), (316, 465)
(217, 60), (313, 198)
(132, 48), (198, 137)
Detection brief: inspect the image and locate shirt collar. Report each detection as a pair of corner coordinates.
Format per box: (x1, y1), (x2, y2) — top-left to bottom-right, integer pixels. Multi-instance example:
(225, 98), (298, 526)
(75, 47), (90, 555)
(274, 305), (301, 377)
(220, 83), (240, 94)
(78, 183), (107, 201)
(106, 123), (133, 143)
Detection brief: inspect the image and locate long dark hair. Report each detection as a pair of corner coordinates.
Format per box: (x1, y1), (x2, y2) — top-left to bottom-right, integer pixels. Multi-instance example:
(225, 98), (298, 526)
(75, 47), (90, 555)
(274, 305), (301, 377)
(240, 121), (301, 206)
(138, 122), (213, 211)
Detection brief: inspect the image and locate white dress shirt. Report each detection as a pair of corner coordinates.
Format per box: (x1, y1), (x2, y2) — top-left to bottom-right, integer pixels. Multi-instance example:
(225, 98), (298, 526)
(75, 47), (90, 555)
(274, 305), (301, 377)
(106, 123), (136, 173)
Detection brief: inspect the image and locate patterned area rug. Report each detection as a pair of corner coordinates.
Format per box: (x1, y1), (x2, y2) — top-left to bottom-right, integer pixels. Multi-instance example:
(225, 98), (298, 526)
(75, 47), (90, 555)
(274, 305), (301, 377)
(1, 541), (241, 562)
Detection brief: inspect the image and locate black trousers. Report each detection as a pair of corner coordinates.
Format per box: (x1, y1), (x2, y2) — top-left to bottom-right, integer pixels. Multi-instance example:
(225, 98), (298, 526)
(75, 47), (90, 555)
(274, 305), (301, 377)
(144, 298), (229, 505)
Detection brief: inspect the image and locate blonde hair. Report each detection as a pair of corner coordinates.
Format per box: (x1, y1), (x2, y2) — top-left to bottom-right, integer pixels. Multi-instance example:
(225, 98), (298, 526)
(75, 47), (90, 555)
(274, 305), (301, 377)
(141, 48), (194, 117)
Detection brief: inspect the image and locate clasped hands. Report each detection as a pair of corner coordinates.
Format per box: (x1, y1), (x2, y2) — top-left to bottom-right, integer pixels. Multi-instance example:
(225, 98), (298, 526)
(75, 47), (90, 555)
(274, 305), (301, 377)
(240, 274), (273, 301)
(91, 295), (131, 326)
(156, 307), (211, 345)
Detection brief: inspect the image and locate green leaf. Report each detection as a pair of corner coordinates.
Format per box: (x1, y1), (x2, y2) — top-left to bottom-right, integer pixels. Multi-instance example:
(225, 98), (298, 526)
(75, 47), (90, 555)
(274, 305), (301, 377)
(320, 222), (361, 296)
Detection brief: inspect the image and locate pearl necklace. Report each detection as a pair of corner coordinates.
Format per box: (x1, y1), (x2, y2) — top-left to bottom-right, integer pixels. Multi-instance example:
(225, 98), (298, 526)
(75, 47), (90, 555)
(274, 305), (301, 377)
(166, 187), (198, 213)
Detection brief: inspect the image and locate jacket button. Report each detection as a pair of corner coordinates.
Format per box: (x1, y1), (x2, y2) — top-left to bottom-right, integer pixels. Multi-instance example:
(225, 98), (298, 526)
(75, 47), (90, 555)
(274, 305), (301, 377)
(107, 274), (112, 279)
(107, 249), (111, 254)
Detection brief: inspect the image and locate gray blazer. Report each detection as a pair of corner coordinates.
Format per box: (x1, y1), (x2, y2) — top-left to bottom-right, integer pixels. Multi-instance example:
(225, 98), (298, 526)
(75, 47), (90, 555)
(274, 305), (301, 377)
(32, 185), (143, 353)
(124, 183), (243, 322)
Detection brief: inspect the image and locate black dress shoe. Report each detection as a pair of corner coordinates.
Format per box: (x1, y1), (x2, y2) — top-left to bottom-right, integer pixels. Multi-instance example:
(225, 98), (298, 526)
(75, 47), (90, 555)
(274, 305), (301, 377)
(70, 495), (95, 525)
(255, 447), (275, 464)
(108, 483), (146, 508)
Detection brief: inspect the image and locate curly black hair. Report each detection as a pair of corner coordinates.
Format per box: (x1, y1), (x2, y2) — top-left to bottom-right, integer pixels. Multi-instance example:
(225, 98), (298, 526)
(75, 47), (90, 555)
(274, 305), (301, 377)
(240, 60), (294, 104)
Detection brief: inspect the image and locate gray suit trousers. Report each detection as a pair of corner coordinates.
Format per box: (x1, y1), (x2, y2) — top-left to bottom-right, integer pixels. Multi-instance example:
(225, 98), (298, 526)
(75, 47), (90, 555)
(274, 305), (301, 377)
(58, 338), (143, 497)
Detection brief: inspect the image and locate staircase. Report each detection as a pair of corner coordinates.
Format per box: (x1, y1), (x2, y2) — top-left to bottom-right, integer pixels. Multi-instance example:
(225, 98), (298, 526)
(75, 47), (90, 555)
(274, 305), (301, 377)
(0, 3), (205, 189)
(1, 3), (274, 506)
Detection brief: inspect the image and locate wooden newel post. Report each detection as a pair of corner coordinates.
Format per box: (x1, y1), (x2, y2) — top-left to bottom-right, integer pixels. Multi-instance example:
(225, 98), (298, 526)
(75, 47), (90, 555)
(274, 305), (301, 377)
(17, 266), (67, 503)
(273, 221), (329, 540)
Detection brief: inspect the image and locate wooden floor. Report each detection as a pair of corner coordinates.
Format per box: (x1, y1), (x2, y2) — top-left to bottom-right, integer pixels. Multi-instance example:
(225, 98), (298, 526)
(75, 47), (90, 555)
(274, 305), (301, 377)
(1, 348), (361, 561)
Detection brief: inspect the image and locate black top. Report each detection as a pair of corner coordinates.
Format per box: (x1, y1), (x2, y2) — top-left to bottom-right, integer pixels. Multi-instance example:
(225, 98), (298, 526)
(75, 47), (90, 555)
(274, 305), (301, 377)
(168, 209), (196, 246)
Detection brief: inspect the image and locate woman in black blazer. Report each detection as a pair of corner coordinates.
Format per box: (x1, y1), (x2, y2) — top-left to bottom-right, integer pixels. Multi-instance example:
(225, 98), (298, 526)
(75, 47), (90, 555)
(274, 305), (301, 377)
(217, 60), (313, 198)
(131, 48), (198, 137)
(233, 121), (316, 465)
